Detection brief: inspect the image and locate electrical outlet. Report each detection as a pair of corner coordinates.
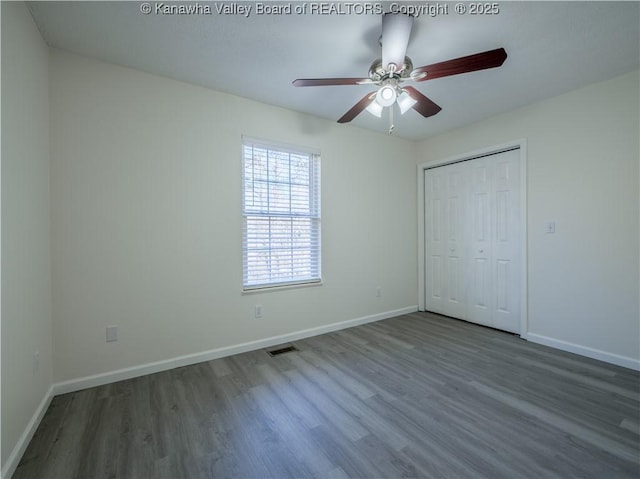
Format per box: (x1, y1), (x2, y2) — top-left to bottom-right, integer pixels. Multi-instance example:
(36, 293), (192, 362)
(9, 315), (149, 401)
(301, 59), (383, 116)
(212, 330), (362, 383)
(254, 305), (263, 319)
(546, 221), (556, 234)
(106, 325), (118, 342)
(376, 286), (382, 298)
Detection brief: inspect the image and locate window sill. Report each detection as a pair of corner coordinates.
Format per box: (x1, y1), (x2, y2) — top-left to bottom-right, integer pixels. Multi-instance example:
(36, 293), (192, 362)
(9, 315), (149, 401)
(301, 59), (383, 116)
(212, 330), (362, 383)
(241, 280), (323, 295)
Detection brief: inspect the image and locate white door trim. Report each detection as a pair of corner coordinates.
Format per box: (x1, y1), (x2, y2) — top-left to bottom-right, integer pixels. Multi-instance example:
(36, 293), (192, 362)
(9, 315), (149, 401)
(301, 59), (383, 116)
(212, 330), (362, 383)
(417, 139), (529, 338)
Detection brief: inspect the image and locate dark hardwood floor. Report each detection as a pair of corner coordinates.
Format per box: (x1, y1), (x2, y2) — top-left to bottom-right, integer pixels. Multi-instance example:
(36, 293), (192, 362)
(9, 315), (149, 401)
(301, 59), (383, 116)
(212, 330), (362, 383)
(14, 312), (640, 478)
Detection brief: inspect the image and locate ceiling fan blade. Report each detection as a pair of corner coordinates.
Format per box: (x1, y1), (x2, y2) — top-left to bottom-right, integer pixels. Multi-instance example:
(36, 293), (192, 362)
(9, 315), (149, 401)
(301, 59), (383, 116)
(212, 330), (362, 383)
(381, 13), (413, 71)
(403, 86), (442, 118)
(337, 92), (376, 123)
(293, 78), (372, 87)
(412, 48), (508, 81)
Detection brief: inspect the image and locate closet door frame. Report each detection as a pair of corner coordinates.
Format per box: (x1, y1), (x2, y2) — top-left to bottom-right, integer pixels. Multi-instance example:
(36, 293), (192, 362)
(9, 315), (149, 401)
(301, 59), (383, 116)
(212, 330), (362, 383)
(417, 139), (529, 339)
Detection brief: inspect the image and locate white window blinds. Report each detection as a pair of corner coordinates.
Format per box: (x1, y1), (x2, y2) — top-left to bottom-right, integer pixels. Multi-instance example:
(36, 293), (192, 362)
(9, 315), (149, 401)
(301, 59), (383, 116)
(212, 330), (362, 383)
(242, 138), (321, 290)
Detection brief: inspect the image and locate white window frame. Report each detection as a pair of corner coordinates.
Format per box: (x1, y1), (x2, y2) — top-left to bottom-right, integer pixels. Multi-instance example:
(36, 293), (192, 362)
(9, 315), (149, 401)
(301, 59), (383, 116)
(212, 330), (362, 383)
(242, 136), (321, 291)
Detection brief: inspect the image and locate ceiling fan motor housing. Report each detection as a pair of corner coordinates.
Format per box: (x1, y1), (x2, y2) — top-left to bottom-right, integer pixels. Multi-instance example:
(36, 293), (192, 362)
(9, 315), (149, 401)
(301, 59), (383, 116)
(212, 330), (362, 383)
(369, 56), (414, 82)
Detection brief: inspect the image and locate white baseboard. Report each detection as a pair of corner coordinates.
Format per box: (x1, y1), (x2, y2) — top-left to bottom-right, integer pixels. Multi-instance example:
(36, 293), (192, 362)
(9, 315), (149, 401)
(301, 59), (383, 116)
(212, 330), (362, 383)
(527, 333), (640, 371)
(1, 385), (54, 479)
(54, 305), (418, 396)
(3, 306), (415, 477)
(6, 308), (636, 479)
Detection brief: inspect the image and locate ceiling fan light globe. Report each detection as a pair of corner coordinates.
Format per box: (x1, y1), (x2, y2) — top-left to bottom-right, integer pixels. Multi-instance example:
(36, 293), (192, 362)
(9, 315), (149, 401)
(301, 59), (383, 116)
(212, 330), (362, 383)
(398, 90), (418, 114)
(376, 85), (397, 107)
(366, 101), (383, 118)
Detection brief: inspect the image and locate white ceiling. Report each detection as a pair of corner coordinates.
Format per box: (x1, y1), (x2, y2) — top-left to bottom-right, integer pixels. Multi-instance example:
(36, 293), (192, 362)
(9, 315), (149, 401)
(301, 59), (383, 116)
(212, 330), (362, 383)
(28, 1), (639, 140)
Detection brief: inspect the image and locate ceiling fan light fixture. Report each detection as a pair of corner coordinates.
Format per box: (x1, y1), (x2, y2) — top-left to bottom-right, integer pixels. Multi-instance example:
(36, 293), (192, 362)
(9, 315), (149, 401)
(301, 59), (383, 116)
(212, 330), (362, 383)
(397, 90), (417, 114)
(376, 84), (397, 107)
(292, 11), (507, 129)
(366, 100), (383, 118)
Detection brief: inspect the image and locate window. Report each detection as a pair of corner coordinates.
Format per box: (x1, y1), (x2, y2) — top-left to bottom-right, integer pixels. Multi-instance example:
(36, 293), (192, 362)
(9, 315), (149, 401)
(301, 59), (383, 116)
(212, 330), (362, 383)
(242, 137), (321, 290)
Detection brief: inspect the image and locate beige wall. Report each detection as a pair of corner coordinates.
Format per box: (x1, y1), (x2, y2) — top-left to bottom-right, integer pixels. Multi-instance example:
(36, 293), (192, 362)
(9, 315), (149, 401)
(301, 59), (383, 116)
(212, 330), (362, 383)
(48, 49), (418, 383)
(1, 1), (53, 471)
(418, 70), (639, 366)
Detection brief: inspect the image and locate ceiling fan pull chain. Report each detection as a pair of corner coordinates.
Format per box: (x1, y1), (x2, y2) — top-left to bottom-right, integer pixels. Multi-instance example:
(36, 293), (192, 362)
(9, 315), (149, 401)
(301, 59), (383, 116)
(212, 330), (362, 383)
(388, 106), (395, 135)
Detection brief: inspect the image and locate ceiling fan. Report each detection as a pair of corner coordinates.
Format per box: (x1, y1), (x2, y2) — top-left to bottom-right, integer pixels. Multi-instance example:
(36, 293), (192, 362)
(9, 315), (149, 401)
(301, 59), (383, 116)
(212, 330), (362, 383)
(292, 13), (507, 133)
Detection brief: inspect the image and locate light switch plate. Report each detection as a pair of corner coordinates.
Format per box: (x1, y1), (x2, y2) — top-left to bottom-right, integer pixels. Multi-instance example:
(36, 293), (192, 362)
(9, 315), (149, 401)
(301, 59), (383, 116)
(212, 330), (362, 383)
(106, 325), (118, 342)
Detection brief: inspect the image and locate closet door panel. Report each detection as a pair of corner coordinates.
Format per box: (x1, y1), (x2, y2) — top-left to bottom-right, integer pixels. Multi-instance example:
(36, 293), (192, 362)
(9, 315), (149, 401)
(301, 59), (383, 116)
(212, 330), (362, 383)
(468, 157), (493, 326)
(424, 169), (447, 314)
(444, 164), (467, 319)
(491, 150), (521, 333)
(424, 163), (467, 319)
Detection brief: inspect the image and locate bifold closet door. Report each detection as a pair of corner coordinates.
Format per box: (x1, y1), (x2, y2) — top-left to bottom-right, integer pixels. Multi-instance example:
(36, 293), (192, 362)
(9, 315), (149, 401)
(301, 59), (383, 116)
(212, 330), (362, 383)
(467, 149), (521, 333)
(424, 148), (521, 334)
(424, 161), (467, 320)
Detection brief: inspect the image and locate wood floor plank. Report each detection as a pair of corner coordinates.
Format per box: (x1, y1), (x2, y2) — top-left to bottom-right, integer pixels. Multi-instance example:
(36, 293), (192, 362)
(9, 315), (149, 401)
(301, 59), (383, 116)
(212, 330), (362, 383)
(283, 364), (370, 442)
(307, 426), (384, 478)
(13, 312), (640, 478)
(290, 352), (411, 452)
(248, 383), (335, 478)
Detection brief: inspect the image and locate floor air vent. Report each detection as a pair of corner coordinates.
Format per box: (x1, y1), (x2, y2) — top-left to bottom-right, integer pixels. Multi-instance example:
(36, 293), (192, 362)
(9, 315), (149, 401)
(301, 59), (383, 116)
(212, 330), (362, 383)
(267, 345), (298, 357)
